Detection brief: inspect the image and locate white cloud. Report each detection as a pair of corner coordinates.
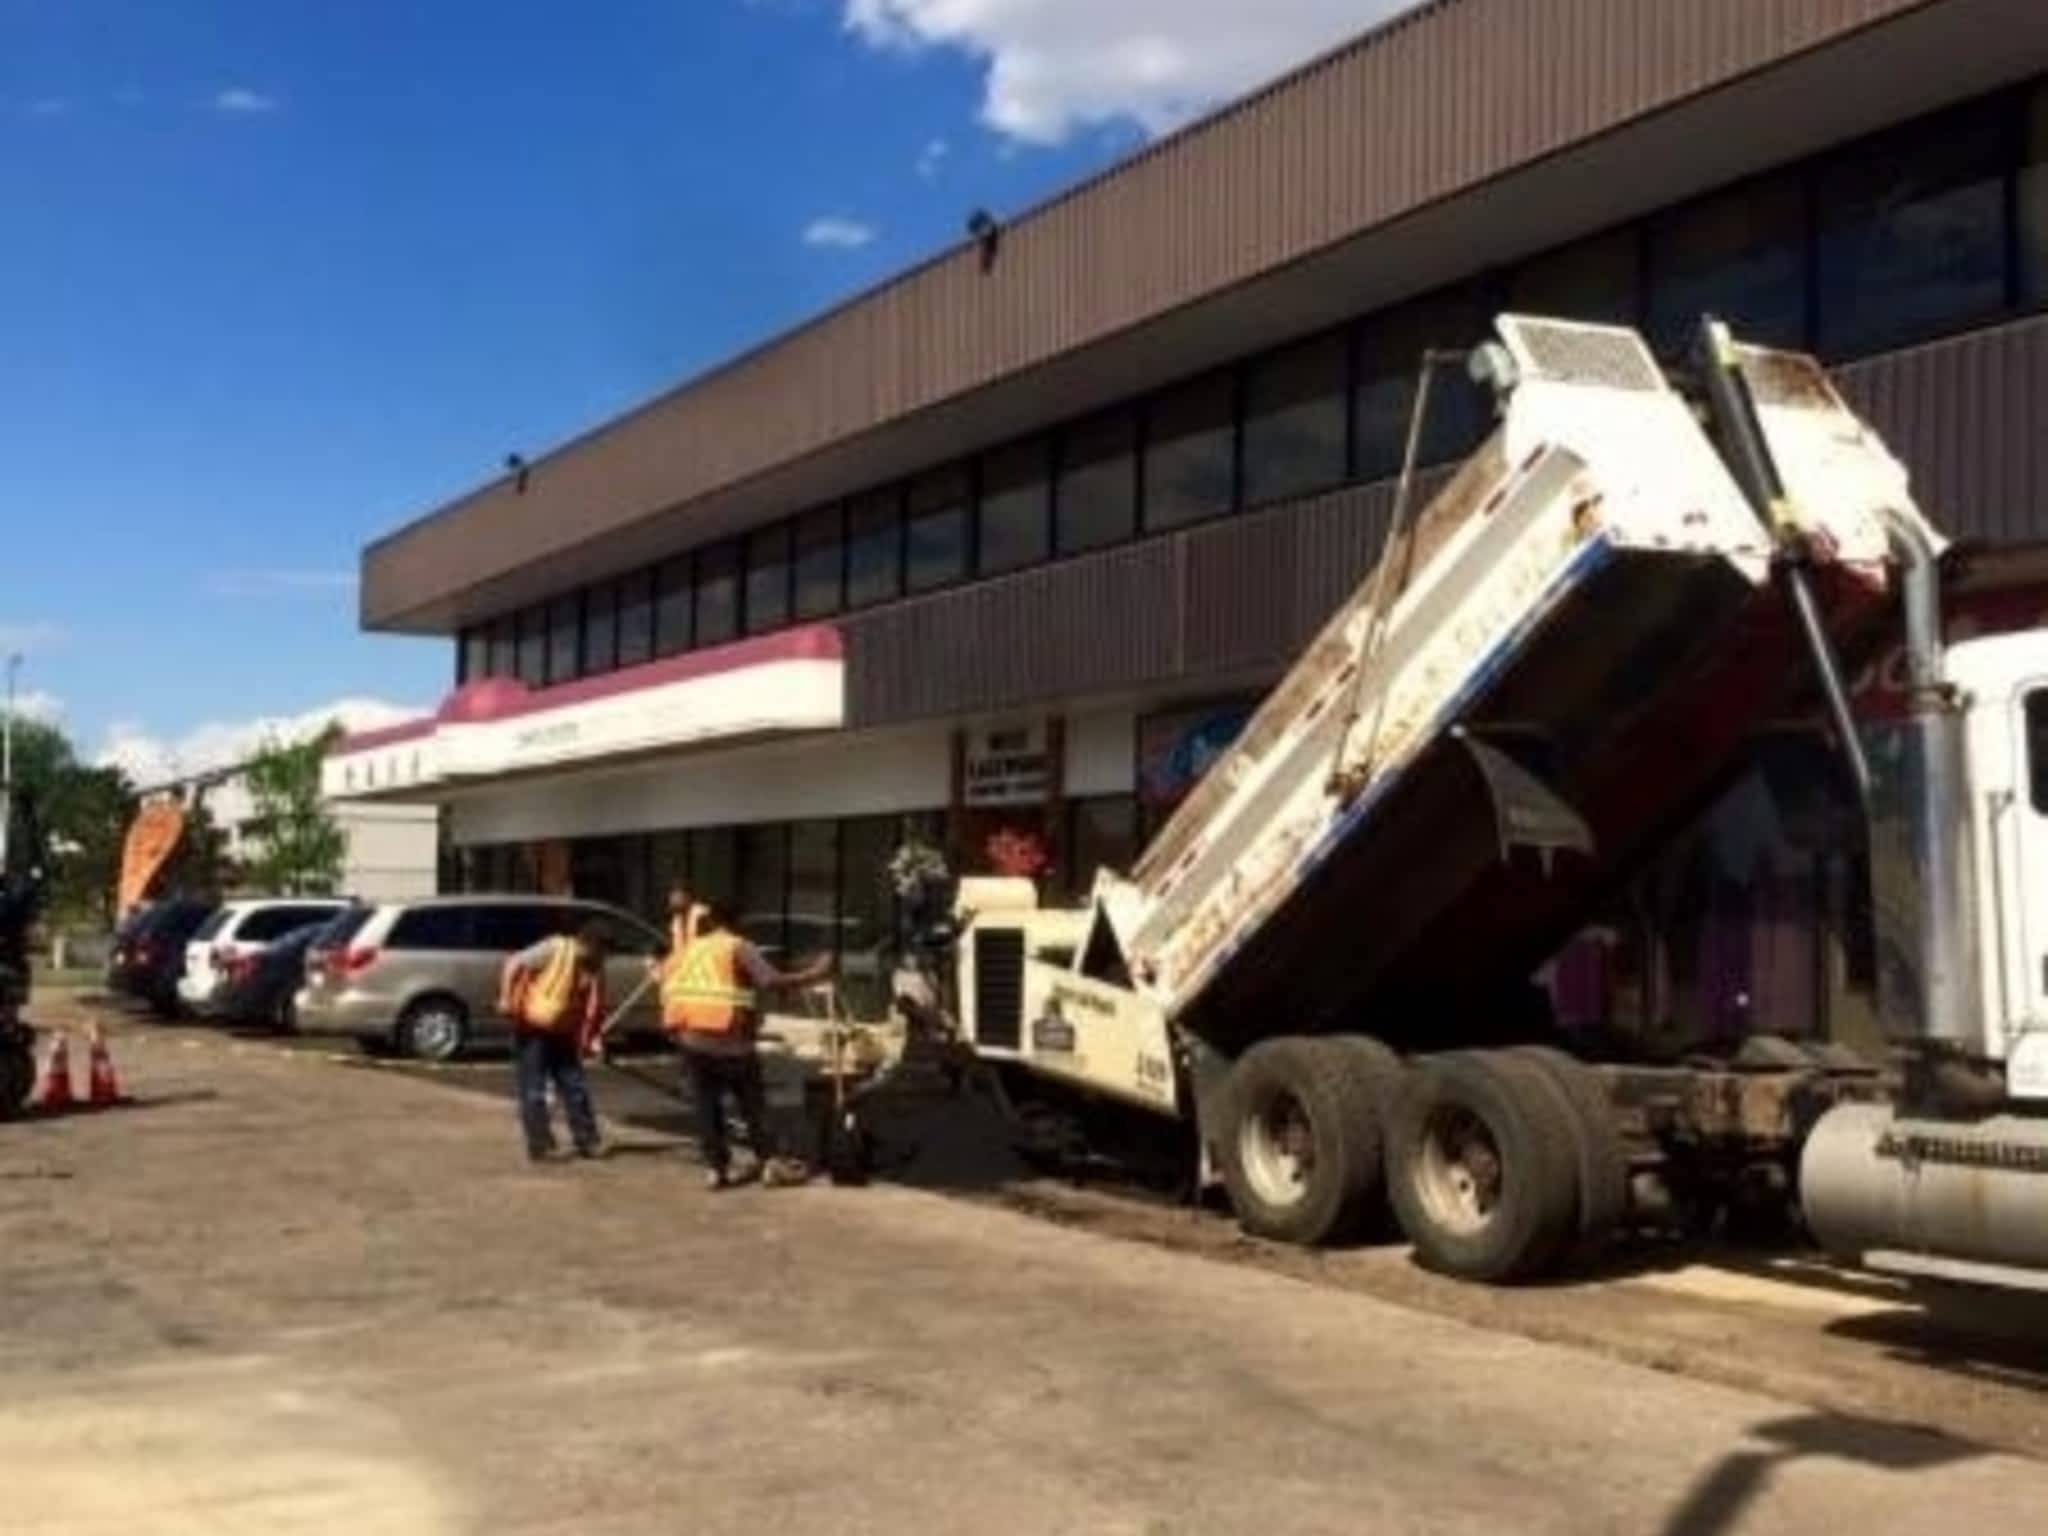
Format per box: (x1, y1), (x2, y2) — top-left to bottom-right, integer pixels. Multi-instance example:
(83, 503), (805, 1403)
(0, 623), (67, 658)
(803, 215), (879, 249)
(97, 697), (421, 788)
(205, 568), (358, 598)
(915, 136), (950, 178)
(10, 690), (64, 725)
(844, 0), (1413, 145)
(212, 86), (280, 115)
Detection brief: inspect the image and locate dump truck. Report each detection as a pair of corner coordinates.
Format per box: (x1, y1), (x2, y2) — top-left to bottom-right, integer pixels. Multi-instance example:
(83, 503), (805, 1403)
(896, 314), (2048, 1291)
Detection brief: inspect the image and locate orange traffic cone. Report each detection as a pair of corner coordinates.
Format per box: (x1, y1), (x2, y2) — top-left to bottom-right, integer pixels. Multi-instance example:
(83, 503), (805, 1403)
(33, 1031), (74, 1113)
(87, 1024), (125, 1108)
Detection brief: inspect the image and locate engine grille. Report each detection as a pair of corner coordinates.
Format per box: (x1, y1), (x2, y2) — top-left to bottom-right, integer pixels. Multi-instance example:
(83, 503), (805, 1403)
(973, 929), (1025, 1051)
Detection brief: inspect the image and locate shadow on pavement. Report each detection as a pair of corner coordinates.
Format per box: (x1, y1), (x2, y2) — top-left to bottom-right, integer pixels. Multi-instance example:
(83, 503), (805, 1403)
(1824, 1294), (2048, 1397)
(1660, 1411), (1985, 1536)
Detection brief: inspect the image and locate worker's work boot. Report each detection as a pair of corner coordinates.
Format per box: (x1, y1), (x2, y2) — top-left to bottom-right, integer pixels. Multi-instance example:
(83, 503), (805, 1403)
(703, 1167), (730, 1193)
(761, 1157), (808, 1189)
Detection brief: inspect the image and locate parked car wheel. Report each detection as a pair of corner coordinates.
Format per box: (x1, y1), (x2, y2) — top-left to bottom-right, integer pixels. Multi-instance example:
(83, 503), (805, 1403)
(398, 996), (470, 1063)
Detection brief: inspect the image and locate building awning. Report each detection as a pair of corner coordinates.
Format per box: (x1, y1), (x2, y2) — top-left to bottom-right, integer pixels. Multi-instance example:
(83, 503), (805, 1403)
(323, 626), (844, 801)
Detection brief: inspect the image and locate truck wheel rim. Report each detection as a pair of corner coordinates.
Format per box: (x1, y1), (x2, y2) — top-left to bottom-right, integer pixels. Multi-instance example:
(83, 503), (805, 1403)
(1240, 1092), (1314, 1208)
(1415, 1104), (1502, 1236)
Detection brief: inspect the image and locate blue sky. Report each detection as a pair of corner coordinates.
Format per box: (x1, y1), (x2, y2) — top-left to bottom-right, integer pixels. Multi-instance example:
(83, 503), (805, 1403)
(0, 0), (1391, 780)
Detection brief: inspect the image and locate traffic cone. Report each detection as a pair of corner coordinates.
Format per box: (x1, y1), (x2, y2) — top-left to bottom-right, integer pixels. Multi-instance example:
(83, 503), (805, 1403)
(33, 1031), (74, 1113)
(87, 1024), (125, 1108)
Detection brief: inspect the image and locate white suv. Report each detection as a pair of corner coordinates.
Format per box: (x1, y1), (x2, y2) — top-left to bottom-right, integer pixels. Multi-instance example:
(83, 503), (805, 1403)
(180, 898), (352, 1019)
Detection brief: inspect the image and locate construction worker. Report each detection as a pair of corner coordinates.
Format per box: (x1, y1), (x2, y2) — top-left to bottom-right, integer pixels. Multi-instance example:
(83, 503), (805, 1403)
(667, 881), (710, 954)
(500, 920), (609, 1164)
(660, 901), (829, 1191)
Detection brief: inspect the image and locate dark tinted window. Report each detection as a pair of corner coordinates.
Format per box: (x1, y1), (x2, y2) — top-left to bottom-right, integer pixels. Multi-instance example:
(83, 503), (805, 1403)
(746, 522), (793, 634)
(2028, 691), (2048, 814)
(616, 569), (654, 668)
(845, 490), (903, 609)
(515, 605), (547, 687)
(977, 437), (1051, 574)
(1242, 331), (1349, 507)
(788, 821), (839, 967)
(794, 505), (844, 619)
(473, 905), (563, 952)
(695, 542), (740, 646)
(1066, 795), (1141, 899)
(547, 594), (581, 685)
(460, 629), (488, 685)
(583, 583), (618, 673)
(1354, 286), (1493, 482)
(1647, 171), (1810, 359)
(689, 826), (739, 909)
(1508, 225), (1642, 327)
(487, 617), (516, 679)
(313, 907), (374, 948)
(655, 556), (693, 656)
(1144, 371), (1236, 530)
(1056, 409), (1137, 555)
(194, 909), (232, 942)
(1816, 97), (2010, 358)
(242, 905), (343, 942)
(388, 906), (476, 951)
(738, 823), (789, 956)
(2022, 85), (2048, 308)
(905, 465), (970, 593)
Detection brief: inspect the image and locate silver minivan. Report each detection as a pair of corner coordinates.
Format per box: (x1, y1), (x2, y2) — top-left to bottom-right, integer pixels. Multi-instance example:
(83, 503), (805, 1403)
(294, 895), (665, 1061)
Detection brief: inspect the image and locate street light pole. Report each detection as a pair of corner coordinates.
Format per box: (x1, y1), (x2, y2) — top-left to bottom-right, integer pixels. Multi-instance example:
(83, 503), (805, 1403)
(0, 653), (18, 875)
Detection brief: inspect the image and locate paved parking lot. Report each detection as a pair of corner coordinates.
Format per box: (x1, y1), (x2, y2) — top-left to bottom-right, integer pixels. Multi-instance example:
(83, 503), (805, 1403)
(7, 998), (2048, 1534)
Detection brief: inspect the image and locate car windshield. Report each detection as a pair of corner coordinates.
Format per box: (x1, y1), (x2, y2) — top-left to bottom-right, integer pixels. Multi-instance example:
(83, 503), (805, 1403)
(310, 906), (374, 949)
(192, 910), (233, 942)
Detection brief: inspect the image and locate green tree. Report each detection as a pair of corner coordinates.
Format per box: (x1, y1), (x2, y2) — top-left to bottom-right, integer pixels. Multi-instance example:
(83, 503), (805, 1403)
(4, 718), (139, 926)
(242, 725), (346, 895)
(157, 799), (229, 900)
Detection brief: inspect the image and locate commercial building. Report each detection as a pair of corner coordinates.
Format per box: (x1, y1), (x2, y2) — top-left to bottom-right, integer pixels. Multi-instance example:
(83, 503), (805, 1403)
(343, 0), (2048, 1036)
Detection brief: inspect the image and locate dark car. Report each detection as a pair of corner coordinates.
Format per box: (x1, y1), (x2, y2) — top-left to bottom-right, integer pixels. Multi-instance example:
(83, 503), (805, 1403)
(213, 917), (333, 1032)
(107, 898), (216, 1016)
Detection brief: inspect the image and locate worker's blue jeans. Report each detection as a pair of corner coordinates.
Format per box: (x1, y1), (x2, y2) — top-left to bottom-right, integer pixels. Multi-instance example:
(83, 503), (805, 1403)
(514, 1030), (599, 1157)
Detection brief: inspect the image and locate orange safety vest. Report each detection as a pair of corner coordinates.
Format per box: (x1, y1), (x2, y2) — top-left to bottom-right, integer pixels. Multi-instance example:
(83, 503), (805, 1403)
(661, 932), (757, 1036)
(518, 936), (588, 1033)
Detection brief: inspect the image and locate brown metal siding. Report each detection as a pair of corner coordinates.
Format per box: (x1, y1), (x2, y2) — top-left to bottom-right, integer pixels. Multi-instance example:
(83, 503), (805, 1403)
(1837, 313), (2048, 545)
(365, 0), (1937, 628)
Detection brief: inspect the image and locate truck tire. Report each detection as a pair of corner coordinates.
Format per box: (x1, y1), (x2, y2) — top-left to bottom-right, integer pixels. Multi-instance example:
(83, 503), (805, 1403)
(1220, 1036), (1382, 1246)
(1311, 1034), (1404, 1216)
(1386, 1051), (1581, 1283)
(1507, 1046), (1628, 1256)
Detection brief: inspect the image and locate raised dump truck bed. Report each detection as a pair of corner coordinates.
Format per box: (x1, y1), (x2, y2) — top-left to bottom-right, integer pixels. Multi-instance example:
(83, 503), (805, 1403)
(1096, 318), (1901, 1053)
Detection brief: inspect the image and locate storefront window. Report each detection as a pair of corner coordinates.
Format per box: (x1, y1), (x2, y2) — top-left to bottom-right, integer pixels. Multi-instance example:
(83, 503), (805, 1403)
(1816, 96), (2011, 359)
(695, 541), (741, 647)
(616, 569), (654, 668)
(515, 604), (547, 687)
(1066, 796), (1140, 896)
(845, 489), (903, 609)
(906, 465), (970, 592)
(838, 815), (900, 1015)
(1056, 407), (1137, 555)
(459, 628), (487, 685)
(648, 832), (689, 923)
(1353, 285), (1493, 483)
(1242, 330), (1349, 507)
(583, 582), (618, 674)
(977, 437), (1052, 575)
(571, 837), (628, 909)
(737, 823), (789, 957)
(1508, 224), (1643, 328)
(1143, 370), (1236, 531)
(1647, 171), (1809, 359)
(2023, 83), (2048, 308)
(794, 505), (844, 619)
(787, 820), (840, 970)
(689, 826), (739, 910)
(487, 617), (516, 680)
(655, 556), (693, 657)
(547, 593), (581, 686)
(745, 521), (792, 635)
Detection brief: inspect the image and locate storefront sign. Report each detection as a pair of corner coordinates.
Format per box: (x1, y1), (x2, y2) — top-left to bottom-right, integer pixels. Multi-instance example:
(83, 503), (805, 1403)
(1137, 700), (1255, 811)
(963, 723), (1050, 807)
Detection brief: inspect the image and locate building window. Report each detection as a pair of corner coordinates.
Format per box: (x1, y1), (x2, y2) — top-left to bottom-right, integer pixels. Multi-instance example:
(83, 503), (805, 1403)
(649, 831), (689, 917)
(837, 815), (900, 1016)
(487, 617), (516, 680)
(978, 437), (1052, 574)
(1354, 285), (1493, 483)
(547, 593), (581, 686)
(1508, 224), (1643, 328)
(737, 823), (789, 958)
(696, 541), (741, 647)
(1242, 330), (1349, 508)
(1056, 407), (1137, 555)
(515, 604), (547, 687)
(584, 582), (619, 674)
(1065, 795), (1141, 899)
(1143, 370), (1236, 531)
(459, 628), (488, 686)
(746, 521), (793, 635)
(1647, 171), (1810, 359)
(655, 556), (693, 657)
(617, 568), (654, 668)
(2023, 82), (2048, 308)
(794, 505), (844, 620)
(1815, 96), (2011, 359)
(906, 464), (970, 592)
(689, 825), (739, 909)
(845, 489), (904, 609)
(787, 820), (840, 967)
